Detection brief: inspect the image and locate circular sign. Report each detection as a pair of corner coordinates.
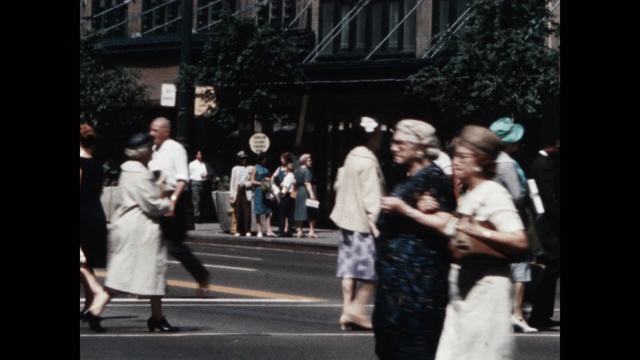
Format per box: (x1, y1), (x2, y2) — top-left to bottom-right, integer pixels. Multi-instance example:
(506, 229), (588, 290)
(249, 133), (270, 154)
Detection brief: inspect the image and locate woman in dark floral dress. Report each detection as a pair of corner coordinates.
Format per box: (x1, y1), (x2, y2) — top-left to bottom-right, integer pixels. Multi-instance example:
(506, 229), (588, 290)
(374, 119), (457, 360)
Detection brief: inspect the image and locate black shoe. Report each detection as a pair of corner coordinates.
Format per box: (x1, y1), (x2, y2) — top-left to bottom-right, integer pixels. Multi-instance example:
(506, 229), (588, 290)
(82, 311), (106, 333)
(147, 317), (180, 332)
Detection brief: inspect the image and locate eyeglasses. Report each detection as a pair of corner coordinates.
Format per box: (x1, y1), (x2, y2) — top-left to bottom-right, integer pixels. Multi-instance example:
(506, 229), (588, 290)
(453, 151), (476, 160)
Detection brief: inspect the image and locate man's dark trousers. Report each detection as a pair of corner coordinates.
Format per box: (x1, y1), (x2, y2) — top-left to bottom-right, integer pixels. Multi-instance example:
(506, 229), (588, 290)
(160, 194), (209, 283)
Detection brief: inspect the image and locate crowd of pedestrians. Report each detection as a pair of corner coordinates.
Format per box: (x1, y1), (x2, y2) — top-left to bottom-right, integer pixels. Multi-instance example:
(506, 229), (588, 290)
(330, 117), (559, 360)
(81, 115), (560, 358)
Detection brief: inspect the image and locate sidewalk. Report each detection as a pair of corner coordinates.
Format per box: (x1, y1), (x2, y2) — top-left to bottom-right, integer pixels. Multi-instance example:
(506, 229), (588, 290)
(187, 222), (340, 254)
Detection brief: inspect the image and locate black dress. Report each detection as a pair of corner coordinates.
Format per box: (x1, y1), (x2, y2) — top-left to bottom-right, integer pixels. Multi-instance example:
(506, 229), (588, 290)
(80, 157), (108, 268)
(373, 164), (457, 360)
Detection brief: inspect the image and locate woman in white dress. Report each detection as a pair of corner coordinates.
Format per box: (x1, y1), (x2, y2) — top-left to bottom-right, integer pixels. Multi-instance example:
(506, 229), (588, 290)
(434, 125), (529, 360)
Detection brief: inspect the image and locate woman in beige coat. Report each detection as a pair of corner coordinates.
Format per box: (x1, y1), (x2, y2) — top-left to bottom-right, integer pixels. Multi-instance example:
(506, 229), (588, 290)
(330, 116), (384, 330)
(104, 133), (179, 332)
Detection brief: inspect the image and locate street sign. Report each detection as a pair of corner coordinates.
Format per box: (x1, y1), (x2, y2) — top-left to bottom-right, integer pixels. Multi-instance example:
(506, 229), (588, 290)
(249, 133), (270, 154)
(194, 86), (216, 116)
(161, 83), (176, 107)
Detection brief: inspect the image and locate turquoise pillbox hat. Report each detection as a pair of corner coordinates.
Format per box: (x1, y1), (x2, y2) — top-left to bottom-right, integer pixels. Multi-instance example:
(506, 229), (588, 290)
(489, 117), (524, 144)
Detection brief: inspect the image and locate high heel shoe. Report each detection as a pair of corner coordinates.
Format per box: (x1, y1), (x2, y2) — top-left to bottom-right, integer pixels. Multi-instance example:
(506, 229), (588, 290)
(339, 312), (372, 331)
(308, 233), (318, 238)
(511, 315), (538, 333)
(82, 311), (106, 333)
(147, 317), (180, 332)
(296, 230), (305, 238)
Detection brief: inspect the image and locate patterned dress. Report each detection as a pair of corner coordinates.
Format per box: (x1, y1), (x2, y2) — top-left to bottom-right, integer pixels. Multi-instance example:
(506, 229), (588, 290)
(253, 163), (272, 215)
(373, 164), (457, 360)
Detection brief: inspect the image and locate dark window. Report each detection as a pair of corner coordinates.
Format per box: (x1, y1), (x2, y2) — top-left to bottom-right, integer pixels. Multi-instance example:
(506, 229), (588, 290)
(196, 0), (237, 33)
(142, 0), (182, 36)
(318, 0), (417, 57)
(432, 0), (470, 36)
(256, 0), (298, 27)
(91, 0), (129, 38)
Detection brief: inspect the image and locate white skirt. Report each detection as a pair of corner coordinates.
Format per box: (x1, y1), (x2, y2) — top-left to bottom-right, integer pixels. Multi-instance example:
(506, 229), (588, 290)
(435, 264), (514, 360)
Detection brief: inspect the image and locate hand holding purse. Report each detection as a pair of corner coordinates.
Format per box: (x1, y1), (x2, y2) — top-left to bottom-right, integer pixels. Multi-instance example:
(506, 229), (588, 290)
(446, 213), (526, 264)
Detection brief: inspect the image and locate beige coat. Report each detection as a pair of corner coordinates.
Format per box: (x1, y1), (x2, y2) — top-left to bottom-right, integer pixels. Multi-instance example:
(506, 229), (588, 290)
(105, 160), (172, 296)
(330, 146), (385, 237)
(229, 165), (254, 202)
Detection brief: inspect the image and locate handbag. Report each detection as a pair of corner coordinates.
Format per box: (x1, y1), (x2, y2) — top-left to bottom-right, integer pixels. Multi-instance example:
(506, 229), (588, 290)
(305, 199), (319, 208)
(447, 214), (526, 264)
(290, 187), (298, 199)
(260, 179), (272, 193)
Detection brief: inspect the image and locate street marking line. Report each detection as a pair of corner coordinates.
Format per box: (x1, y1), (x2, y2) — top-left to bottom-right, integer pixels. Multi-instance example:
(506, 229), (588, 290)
(82, 332), (559, 338)
(80, 298), (318, 304)
(192, 252), (262, 261)
(168, 260), (257, 271)
(93, 271), (326, 302)
(81, 332), (375, 338)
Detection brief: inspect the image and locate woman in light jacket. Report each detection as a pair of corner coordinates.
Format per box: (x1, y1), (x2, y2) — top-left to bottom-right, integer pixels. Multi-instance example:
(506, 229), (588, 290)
(104, 133), (179, 332)
(330, 116), (385, 330)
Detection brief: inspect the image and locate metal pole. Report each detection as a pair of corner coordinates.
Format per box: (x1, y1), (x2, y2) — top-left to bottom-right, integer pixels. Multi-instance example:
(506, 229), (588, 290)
(176, 0), (193, 145)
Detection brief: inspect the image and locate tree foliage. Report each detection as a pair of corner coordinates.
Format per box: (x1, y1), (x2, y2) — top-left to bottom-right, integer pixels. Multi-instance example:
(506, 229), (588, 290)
(79, 30), (149, 127)
(407, 0), (560, 127)
(180, 8), (304, 129)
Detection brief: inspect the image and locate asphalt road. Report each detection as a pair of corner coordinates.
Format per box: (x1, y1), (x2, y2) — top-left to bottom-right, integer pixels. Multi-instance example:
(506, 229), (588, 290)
(80, 241), (560, 359)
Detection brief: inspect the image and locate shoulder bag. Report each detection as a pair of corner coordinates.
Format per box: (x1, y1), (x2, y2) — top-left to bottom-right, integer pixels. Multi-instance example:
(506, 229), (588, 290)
(447, 213), (527, 265)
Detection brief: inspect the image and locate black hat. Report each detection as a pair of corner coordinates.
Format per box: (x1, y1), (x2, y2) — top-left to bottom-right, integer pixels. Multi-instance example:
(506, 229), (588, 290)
(127, 133), (154, 149)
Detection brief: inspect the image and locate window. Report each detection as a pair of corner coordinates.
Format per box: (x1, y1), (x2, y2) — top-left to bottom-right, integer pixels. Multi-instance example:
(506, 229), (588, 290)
(196, 0), (237, 32)
(142, 0), (182, 35)
(318, 0), (417, 57)
(91, 0), (129, 38)
(256, 0), (297, 27)
(432, 0), (470, 37)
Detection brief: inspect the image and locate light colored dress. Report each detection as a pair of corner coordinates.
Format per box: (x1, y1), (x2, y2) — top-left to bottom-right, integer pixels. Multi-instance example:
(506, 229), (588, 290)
(105, 160), (171, 296)
(435, 180), (524, 360)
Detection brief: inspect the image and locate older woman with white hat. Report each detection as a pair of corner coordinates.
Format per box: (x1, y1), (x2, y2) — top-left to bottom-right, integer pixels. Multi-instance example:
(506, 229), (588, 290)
(330, 116), (385, 330)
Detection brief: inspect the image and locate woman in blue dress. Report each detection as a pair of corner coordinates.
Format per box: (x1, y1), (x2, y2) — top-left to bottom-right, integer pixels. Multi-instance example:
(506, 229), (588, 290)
(293, 153), (318, 238)
(374, 119), (457, 360)
(250, 152), (276, 237)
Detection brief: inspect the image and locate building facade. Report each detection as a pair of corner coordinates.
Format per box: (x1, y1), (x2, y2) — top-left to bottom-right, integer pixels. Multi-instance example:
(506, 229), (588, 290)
(80, 0), (560, 226)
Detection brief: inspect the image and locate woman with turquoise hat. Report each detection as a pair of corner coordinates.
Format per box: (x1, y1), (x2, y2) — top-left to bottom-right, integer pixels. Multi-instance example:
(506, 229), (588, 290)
(489, 117), (538, 333)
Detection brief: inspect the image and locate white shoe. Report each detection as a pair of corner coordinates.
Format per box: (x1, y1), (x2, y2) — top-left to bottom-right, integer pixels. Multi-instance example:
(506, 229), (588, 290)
(257, 232), (263, 238)
(511, 315), (538, 333)
(233, 233), (240, 237)
(245, 232), (252, 237)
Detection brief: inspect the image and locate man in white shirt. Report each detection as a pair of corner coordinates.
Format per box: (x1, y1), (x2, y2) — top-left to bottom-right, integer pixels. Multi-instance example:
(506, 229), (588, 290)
(189, 150), (210, 224)
(149, 117), (210, 296)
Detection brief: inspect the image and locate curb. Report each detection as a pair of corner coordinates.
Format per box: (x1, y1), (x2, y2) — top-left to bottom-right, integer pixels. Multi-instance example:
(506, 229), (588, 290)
(186, 230), (338, 255)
